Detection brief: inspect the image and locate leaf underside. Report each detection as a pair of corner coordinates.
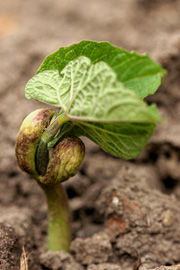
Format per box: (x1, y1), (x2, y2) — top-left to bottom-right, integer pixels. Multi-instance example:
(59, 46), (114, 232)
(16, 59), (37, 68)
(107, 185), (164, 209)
(70, 122), (155, 159)
(25, 56), (161, 123)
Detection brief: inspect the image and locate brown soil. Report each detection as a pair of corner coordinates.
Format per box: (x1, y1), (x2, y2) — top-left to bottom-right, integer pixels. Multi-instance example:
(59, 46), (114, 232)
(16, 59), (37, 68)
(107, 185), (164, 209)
(0, 0), (180, 269)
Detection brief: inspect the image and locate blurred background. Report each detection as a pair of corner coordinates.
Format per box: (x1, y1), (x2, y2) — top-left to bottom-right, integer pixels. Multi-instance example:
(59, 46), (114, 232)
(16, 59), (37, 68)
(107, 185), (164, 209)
(0, 1), (180, 269)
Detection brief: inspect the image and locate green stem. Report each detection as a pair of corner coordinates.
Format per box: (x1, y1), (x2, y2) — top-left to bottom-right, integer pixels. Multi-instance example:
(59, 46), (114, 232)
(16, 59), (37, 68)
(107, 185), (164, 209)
(38, 182), (71, 251)
(36, 114), (69, 176)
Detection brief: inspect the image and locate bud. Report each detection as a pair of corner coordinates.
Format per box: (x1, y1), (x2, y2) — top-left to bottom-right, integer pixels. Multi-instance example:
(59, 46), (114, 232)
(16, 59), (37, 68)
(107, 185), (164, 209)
(40, 136), (85, 185)
(15, 108), (56, 177)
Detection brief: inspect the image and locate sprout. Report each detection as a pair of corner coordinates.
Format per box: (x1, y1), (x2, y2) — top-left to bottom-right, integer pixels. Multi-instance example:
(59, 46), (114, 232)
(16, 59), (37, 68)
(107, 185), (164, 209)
(15, 109), (85, 251)
(15, 41), (165, 252)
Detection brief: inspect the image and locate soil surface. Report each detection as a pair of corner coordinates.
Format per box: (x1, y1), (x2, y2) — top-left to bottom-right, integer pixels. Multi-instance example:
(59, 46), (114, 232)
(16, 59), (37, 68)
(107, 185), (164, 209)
(0, 0), (180, 269)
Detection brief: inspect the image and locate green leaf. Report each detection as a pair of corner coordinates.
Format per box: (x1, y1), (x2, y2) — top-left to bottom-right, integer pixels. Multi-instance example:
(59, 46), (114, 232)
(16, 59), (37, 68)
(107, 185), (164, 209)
(25, 56), (161, 124)
(24, 40), (164, 159)
(47, 120), (155, 159)
(37, 40), (166, 99)
(70, 122), (155, 159)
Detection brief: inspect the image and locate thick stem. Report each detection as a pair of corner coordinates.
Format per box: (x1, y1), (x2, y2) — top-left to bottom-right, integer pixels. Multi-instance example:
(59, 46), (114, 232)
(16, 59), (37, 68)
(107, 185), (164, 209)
(38, 182), (71, 252)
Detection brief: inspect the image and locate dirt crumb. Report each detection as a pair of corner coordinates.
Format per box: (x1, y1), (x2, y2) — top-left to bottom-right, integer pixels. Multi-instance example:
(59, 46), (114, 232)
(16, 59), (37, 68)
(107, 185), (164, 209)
(70, 231), (113, 265)
(40, 250), (84, 270)
(87, 263), (122, 270)
(0, 223), (21, 270)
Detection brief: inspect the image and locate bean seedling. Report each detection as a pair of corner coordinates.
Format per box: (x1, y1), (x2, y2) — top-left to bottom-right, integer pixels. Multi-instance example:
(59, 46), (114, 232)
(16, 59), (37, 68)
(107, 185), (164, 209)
(15, 40), (166, 252)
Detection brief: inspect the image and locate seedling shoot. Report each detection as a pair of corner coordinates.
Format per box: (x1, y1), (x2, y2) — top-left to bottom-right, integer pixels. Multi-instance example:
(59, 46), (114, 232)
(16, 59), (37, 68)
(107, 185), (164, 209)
(15, 40), (166, 251)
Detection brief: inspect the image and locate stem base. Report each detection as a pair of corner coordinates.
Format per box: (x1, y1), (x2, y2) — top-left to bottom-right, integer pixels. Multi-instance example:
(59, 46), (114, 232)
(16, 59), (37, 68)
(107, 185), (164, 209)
(38, 182), (71, 252)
